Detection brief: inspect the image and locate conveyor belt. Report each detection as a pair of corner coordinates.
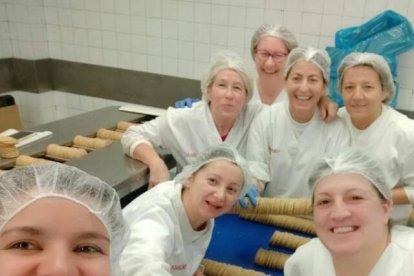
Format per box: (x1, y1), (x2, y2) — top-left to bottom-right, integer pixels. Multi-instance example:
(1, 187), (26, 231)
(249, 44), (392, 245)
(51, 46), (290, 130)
(205, 214), (315, 276)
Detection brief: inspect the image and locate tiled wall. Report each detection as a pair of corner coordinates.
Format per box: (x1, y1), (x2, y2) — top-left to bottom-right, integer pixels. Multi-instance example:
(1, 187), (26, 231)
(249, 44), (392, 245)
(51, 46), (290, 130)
(5, 91), (130, 128)
(1, 0), (414, 111)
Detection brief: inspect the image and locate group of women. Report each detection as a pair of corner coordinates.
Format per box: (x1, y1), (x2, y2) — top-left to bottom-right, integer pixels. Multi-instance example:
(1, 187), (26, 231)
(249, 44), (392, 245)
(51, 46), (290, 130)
(0, 23), (413, 275)
(119, 22), (414, 275)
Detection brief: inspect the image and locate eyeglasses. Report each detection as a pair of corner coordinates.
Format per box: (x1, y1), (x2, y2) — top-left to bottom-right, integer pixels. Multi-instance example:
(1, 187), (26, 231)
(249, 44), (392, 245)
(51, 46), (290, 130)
(256, 50), (287, 62)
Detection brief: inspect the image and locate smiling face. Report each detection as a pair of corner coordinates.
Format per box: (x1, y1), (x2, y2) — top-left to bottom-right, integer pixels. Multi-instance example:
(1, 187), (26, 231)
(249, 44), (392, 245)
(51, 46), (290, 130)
(254, 36), (289, 76)
(341, 65), (385, 129)
(0, 197), (111, 276)
(313, 172), (391, 258)
(285, 60), (326, 123)
(182, 159), (244, 229)
(208, 69), (247, 123)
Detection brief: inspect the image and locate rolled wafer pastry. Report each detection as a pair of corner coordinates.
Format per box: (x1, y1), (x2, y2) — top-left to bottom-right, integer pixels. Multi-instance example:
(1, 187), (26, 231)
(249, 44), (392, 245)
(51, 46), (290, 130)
(240, 214), (316, 235)
(0, 136), (19, 159)
(73, 135), (112, 150)
(15, 155), (52, 167)
(46, 144), (87, 160)
(254, 248), (290, 270)
(116, 120), (137, 132)
(96, 128), (123, 141)
(269, 231), (310, 250)
(230, 198), (312, 216)
(202, 259), (269, 276)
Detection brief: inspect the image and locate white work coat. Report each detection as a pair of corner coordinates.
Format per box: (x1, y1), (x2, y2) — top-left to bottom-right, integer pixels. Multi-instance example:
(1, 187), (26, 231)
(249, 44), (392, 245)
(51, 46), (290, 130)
(247, 101), (350, 198)
(120, 181), (213, 276)
(250, 81), (288, 106)
(121, 101), (261, 167)
(339, 105), (414, 225)
(285, 225), (414, 276)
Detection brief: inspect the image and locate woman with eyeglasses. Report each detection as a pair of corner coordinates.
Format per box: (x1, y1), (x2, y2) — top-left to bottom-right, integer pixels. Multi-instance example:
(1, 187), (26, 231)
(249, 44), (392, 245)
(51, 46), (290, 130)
(250, 24), (337, 121)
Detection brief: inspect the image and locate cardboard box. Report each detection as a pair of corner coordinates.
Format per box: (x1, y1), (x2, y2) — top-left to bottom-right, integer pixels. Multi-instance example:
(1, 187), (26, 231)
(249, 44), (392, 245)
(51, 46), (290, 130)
(0, 104), (22, 132)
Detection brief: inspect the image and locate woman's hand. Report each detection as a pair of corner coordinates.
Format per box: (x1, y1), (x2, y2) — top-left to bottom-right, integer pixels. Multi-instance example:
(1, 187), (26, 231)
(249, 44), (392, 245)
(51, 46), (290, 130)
(319, 96), (338, 123)
(148, 161), (170, 189)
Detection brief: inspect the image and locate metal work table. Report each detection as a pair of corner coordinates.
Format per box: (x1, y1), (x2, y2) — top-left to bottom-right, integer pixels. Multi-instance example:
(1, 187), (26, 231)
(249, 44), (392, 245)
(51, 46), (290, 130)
(0, 106), (174, 199)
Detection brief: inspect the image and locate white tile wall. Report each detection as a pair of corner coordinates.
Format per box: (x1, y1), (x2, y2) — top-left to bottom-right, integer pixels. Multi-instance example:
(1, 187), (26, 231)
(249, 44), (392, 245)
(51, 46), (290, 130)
(1, 0), (414, 111)
(5, 91), (130, 128)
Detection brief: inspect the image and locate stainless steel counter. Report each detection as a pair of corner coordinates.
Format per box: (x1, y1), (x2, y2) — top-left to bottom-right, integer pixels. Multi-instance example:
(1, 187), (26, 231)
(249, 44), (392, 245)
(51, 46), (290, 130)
(0, 106), (174, 199)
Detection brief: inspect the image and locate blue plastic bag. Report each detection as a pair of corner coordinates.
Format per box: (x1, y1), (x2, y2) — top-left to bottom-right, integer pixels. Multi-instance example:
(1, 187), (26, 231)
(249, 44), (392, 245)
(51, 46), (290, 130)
(327, 10), (414, 107)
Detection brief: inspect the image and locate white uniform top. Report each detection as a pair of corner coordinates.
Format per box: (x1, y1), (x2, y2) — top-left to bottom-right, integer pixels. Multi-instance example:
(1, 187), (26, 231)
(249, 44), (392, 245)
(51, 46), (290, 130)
(120, 181), (213, 276)
(285, 225), (414, 276)
(247, 101), (350, 198)
(339, 105), (414, 225)
(250, 81), (288, 106)
(121, 101), (261, 167)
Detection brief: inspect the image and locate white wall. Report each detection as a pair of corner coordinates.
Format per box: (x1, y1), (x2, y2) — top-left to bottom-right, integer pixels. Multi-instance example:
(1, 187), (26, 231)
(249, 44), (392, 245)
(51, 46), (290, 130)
(1, 0), (414, 111)
(5, 91), (130, 128)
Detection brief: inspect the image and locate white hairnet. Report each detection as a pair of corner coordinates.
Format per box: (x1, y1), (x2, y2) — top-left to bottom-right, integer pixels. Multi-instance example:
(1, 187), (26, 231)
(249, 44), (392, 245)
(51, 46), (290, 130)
(175, 144), (252, 199)
(0, 163), (129, 267)
(309, 148), (391, 201)
(250, 24), (298, 59)
(338, 52), (395, 103)
(285, 46), (331, 83)
(200, 50), (253, 104)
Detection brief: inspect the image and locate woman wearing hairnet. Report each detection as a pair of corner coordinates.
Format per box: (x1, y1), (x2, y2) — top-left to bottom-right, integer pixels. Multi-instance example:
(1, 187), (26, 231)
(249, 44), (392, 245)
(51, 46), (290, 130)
(284, 148), (414, 275)
(250, 24), (337, 121)
(177, 24), (337, 119)
(247, 46), (350, 197)
(0, 163), (129, 276)
(120, 144), (252, 275)
(337, 52), (414, 225)
(122, 50), (260, 188)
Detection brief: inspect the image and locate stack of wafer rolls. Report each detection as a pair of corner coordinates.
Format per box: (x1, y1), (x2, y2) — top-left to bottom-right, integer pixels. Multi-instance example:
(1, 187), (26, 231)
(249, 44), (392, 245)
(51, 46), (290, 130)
(202, 259), (269, 276)
(231, 198), (312, 216)
(269, 231), (310, 250)
(15, 155), (52, 166)
(96, 128), (123, 141)
(240, 214), (316, 235)
(0, 136), (19, 159)
(46, 144), (87, 160)
(116, 120), (137, 132)
(254, 249), (290, 270)
(73, 135), (112, 150)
